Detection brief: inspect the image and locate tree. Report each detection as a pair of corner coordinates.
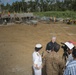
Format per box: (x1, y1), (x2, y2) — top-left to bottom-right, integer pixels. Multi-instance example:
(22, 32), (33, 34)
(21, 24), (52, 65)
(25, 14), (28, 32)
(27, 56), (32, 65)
(72, 0), (76, 11)
(1, 0), (76, 12)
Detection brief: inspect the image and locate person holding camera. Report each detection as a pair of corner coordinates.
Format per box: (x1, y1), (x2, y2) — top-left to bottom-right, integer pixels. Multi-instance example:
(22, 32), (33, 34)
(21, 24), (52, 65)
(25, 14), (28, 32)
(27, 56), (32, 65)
(32, 44), (42, 75)
(64, 42), (74, 66)
(64, 48), (76, 75)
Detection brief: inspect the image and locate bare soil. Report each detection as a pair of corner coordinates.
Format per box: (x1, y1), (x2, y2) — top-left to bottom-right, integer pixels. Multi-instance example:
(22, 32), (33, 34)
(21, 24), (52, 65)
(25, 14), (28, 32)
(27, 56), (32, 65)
(0, 22), (76, 75)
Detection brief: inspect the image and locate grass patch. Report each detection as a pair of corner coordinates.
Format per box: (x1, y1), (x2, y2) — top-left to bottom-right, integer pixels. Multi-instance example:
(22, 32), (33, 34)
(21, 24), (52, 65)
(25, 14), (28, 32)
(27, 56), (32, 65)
(34, 11), (76, 19)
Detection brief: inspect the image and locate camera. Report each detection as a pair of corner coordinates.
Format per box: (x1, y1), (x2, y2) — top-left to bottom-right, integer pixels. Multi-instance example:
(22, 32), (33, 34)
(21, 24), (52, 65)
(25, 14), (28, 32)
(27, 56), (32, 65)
(61, 42), (68, 62)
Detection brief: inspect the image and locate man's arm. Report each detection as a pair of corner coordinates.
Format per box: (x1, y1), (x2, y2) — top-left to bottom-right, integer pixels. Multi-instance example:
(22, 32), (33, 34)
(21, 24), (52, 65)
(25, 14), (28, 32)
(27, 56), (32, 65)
(63, 67), (70, 75)
(46, 43), (51, 53)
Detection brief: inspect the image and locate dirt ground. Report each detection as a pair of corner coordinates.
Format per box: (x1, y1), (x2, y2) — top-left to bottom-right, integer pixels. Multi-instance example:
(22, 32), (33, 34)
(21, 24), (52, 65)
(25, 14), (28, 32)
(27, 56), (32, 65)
(0, 22), (76, 75)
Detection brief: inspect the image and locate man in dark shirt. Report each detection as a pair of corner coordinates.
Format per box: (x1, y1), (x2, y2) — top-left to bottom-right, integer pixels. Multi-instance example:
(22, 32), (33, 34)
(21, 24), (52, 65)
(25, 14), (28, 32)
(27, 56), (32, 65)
(46, 36), (60, 53)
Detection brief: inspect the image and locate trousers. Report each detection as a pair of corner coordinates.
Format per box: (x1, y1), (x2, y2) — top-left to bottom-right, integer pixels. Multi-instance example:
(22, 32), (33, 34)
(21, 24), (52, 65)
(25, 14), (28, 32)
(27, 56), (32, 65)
(33, 66), (42, 75)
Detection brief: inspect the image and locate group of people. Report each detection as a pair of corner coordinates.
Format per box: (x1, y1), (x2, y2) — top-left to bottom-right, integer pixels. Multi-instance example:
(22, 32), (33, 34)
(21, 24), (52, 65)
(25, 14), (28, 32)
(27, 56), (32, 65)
(32, 36), (76, 75)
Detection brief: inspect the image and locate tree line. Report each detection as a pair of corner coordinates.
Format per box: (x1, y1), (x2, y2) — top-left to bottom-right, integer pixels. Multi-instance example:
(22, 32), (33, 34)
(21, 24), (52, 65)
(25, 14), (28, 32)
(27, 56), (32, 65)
(1, 0), (76, 13)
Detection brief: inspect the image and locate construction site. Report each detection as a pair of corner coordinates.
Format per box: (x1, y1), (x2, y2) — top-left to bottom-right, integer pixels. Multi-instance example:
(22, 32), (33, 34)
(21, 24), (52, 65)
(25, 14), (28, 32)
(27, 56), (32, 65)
(0, 19), (76, 75)
(0, 0), (76, 75)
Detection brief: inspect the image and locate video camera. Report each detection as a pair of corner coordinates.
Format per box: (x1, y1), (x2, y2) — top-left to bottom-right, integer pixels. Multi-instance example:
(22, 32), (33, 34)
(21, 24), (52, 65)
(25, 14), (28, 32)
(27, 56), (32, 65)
(61, 42), (68, 62)
(61, 42), (68, 52)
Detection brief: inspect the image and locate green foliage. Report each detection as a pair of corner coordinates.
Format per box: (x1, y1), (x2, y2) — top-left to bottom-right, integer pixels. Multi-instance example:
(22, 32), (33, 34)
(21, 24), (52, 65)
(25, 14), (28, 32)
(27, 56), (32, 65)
(34, 11), (76, 19)
(1, 0), (76, 15)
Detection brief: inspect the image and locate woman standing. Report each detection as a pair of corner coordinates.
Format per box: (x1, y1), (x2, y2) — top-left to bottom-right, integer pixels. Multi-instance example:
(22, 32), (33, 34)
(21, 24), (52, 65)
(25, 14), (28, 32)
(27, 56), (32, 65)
(32, 44), (42, 75)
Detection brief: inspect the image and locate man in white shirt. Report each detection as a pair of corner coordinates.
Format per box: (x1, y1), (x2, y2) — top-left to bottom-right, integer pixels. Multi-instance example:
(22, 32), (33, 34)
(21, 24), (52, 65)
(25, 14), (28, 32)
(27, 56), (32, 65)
(32, 44), (42, 75)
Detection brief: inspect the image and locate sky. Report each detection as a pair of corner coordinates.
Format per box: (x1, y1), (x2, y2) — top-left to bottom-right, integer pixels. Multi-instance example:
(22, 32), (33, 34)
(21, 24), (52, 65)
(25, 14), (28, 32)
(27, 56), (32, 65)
(1, 0), (62, 5)
(1, 0), (31, 5)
